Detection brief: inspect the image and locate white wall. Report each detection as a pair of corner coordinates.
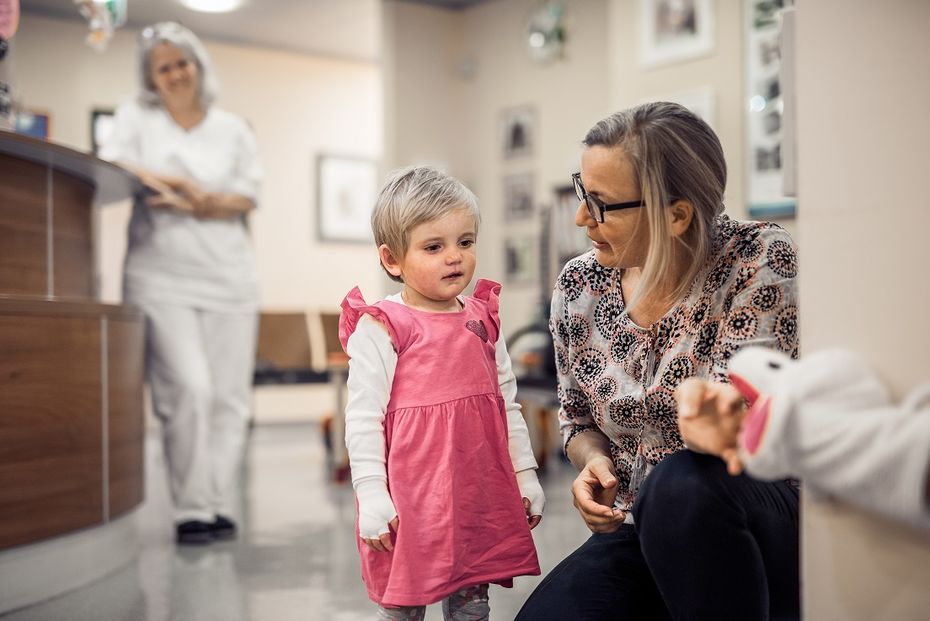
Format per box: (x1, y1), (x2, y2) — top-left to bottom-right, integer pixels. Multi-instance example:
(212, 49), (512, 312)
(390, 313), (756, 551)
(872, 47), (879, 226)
(11, 14), (384, 329)
(382, 1), (468, 176)
(795, 1), (930, 617)
(379, 0), (470, 301)
(796, 0), (930, 396)
(384, 0), (771, 333)
(383, 0), (609, 333)
(607, 0), (748, 221)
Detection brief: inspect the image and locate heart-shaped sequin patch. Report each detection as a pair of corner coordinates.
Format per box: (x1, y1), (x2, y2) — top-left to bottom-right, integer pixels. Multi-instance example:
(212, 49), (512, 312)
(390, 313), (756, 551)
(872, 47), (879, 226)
(465, 319), (489, 342)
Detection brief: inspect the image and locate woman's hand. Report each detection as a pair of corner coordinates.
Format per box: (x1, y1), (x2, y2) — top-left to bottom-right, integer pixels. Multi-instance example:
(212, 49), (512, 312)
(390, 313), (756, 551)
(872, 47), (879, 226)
(127, 166), (252, 220)
(675, 378), (747, 475)
(571, 454), (625, 533)
(140, 173), (210, 215)
(138, 173), (175, 197)
(172, 177), (210, 214)
(135, 170), (201, 216)
(119, 164), (207, 212)
(144, 191), (195, 214)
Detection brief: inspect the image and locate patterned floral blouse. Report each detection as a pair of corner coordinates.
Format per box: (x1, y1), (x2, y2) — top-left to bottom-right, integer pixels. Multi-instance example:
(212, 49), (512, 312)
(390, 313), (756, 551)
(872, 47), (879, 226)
(551, 215), (799, 511)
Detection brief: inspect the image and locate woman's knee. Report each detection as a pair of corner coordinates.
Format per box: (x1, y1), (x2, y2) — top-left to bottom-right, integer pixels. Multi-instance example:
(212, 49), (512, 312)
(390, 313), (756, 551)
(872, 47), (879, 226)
(152, 374), (214, 424)
(632, 450), (730, 524)
(518, 530), (645, 620)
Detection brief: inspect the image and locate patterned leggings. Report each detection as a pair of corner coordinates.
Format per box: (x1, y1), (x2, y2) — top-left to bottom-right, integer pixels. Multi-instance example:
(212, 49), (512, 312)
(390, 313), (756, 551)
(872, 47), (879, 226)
(377, 584), (490, 621)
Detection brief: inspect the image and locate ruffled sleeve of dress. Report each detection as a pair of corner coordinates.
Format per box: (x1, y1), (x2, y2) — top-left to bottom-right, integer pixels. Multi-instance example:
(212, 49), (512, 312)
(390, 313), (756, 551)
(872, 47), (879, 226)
(339, 287), (399, 353)
(472, 279), (502, 344)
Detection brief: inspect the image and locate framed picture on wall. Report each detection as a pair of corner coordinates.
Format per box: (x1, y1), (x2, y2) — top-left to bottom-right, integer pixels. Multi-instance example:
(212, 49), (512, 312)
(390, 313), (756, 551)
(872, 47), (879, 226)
(503, 173), (534, 222)
(504, 237), (535, 285)
(316, 154), (378, 243)
(90, 108), (115, 155)
(638, 0), (715, 68)
(744, 0), (796, 220)
(500, 105), (536, 159)
(14, 109), (50, 140)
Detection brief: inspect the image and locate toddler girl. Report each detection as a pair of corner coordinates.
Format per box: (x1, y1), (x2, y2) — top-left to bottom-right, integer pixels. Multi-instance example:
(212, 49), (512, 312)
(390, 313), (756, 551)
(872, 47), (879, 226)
(339, 166), (544, 620)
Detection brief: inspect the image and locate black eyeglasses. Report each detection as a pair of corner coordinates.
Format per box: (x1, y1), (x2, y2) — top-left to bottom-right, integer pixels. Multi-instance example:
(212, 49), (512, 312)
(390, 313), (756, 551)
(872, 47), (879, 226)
(572, 173), (646, 223)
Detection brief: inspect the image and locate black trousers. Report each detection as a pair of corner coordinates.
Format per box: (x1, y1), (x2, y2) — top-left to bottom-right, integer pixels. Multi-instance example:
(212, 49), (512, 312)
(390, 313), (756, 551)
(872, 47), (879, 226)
(515, 451), (800, 621)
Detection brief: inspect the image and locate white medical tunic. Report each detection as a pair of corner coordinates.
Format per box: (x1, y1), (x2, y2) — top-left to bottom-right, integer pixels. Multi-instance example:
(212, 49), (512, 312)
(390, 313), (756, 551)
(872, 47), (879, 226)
(99, 100), (262, 312)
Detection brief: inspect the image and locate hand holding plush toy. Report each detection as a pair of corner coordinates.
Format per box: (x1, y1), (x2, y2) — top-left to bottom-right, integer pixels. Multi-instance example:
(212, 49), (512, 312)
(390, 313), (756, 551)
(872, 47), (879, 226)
(677, 347), (930, 530)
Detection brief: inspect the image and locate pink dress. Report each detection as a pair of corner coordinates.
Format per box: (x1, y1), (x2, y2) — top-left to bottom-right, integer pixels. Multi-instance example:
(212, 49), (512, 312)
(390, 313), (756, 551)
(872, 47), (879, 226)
(339, 279), (540, 607)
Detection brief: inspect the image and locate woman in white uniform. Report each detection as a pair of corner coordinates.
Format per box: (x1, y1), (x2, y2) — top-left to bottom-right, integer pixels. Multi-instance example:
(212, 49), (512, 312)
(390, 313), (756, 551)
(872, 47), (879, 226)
(100, 22), (262, 545)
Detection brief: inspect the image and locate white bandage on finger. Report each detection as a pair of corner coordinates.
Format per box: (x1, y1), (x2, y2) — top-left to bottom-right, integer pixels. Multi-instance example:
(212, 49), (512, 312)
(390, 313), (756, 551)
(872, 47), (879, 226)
(515, 468), (546, 517)
(355, 477), (398, 539)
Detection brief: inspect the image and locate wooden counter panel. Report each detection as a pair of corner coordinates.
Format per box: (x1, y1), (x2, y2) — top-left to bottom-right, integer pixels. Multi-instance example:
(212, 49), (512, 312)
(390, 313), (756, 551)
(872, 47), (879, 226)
(107, 318), (145, 518)
(52, 171), (95, 234)
(0, 135), (146, 552)
(0, 315), (103, 549)
(0, 154), (47, 296)
(0, 296), (141, 318)
(0, 130), (142, 206)
(52, 171), (95, 298)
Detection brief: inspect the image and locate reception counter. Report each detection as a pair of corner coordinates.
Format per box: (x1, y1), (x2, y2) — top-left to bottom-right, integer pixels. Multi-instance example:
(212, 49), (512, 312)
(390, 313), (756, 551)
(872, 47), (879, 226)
(0, 130), (145, 612)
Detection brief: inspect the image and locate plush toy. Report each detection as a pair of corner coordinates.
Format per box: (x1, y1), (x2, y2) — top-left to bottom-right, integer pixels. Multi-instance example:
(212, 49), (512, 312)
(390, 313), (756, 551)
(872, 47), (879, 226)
(728, 347), (930, 531)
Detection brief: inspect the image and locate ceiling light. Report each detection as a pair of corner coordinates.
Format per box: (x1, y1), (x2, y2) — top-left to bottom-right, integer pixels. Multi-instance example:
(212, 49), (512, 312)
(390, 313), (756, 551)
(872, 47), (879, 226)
(178, 0), (244, 14)
(526, 0), (566, 64)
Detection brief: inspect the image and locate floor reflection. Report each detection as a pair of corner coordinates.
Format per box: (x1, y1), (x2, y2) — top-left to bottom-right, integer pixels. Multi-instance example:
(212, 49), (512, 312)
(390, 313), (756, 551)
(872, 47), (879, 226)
(2, 423), (589, 621)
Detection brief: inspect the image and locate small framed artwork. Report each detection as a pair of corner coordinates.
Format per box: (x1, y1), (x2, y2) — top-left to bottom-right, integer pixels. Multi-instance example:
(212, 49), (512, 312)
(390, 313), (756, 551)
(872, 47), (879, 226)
(500, 106), (536, 159)
(638, 0), (715, 68)
(14, 109), (50, 140)
(316, 154), (378, 243)
(744, 0), (796, 220)
(503, 173), (534, 222)
(504, 237), (535, 285)
(90, 108), (115, 155)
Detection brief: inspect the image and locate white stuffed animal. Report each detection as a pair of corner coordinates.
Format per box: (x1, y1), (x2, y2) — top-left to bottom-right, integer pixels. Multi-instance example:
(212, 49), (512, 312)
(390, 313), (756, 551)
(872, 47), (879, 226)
(727, 347), (930, 531)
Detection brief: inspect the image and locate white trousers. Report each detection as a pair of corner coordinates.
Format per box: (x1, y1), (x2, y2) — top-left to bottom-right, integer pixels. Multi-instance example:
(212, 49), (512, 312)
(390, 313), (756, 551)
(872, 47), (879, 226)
(139, 300), (258, 523)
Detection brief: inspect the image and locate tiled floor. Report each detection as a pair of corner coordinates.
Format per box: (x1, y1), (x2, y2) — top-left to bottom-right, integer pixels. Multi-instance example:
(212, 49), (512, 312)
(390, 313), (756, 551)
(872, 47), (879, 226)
(2, 423), (590, 620)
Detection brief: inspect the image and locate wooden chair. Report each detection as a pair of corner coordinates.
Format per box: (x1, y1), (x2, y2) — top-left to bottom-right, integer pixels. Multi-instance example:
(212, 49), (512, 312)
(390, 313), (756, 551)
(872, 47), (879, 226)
(254, 312), (329, 385)
(318, 311), (351, 481)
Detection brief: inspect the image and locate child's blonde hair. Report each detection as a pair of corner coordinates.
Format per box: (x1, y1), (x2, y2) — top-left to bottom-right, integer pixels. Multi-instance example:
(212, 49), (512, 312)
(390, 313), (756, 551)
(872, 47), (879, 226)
(371, 166), (480, 283)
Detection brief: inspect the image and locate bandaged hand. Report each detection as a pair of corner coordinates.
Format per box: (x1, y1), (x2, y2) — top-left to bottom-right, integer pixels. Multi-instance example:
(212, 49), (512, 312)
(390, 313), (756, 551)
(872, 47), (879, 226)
(515, 468), (545, 529)
(355, 478), (398, 552)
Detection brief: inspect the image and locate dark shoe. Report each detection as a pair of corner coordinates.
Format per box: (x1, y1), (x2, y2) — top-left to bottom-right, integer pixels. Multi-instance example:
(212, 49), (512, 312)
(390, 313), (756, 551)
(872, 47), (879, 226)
(210, 515), (237, 540)
(176, 520), (213, 545)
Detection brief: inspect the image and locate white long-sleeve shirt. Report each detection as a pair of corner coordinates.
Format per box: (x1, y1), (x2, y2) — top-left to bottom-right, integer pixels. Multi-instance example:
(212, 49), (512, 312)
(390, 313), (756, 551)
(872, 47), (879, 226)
(344, 292), (538, 488)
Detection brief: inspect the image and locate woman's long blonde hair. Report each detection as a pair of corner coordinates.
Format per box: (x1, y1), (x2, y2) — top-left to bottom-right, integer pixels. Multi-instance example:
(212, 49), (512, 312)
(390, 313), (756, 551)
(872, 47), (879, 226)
(583, 102), (726, 308)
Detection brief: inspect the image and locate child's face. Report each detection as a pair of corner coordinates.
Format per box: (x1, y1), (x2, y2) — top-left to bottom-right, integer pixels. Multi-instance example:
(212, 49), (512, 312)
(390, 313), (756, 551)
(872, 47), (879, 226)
(383, 208), (477, 312)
